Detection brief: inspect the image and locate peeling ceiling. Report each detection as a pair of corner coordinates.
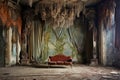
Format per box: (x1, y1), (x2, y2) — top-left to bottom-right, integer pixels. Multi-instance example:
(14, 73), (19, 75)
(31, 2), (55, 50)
(0, 0), (101, 29)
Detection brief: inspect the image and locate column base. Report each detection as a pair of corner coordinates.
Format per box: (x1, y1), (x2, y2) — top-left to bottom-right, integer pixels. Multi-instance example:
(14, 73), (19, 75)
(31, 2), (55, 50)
(21, 59), (29, 65)
(90, 58), (98, 66)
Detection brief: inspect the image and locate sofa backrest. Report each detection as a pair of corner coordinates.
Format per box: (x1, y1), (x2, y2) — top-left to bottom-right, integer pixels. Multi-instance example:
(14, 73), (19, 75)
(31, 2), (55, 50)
(49, 54), (71, 61)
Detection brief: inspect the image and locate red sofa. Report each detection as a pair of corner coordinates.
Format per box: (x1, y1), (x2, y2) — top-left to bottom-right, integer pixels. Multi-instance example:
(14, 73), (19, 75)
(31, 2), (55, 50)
(48, 54), (72, 67)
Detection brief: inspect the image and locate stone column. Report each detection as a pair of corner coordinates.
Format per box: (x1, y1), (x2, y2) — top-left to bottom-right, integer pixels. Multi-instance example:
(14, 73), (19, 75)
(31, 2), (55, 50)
(20, 28), (29, 64)
(89, 21), (98, 66)
(5, 27), (12, 67)
(16, 35), (21, 64)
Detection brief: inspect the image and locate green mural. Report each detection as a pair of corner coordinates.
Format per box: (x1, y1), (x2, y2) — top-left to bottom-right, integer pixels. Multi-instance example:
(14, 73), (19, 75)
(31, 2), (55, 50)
(33, 27), (77, 62)
(32, 18), (86, 63)
(40, 27), (77, 62)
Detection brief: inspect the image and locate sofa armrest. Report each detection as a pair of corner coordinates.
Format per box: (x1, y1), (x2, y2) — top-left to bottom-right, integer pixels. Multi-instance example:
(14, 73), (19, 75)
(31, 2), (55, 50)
(67, 58), (72, 62)
(48, 56), (52, 62)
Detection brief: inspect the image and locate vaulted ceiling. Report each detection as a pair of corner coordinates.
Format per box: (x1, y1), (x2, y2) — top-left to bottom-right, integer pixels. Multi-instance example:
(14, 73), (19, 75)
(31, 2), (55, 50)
(1, 0), (101, 7)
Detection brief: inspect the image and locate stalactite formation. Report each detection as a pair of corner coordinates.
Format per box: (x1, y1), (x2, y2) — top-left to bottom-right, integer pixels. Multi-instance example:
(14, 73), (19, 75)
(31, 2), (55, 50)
(22, 0), (87, 29)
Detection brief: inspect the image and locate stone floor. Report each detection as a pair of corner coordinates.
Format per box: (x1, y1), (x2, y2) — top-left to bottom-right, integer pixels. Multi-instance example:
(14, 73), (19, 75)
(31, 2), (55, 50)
(0, 64), (120, 80)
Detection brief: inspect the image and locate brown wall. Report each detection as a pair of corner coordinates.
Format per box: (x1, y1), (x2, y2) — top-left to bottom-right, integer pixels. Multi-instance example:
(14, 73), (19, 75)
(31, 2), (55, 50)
(0, 24), (5, 67)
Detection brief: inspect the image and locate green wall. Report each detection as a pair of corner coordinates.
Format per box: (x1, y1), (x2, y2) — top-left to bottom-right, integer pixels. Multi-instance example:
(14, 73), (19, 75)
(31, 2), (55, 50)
(31, 17), (86, 63)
